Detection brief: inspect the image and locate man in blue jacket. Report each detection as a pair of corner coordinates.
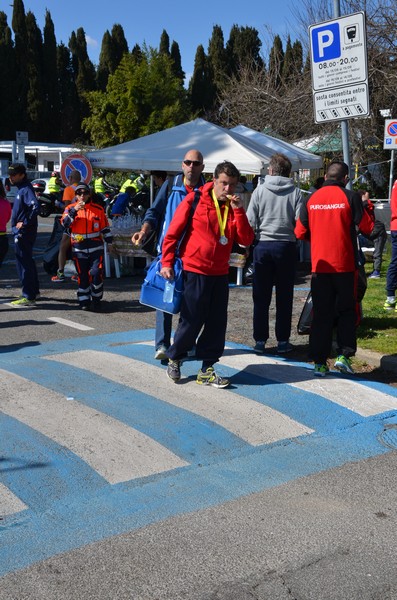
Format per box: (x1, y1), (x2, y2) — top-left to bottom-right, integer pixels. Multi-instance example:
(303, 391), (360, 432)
(8, 163), (40, 307)
(132, 150), (205, 359)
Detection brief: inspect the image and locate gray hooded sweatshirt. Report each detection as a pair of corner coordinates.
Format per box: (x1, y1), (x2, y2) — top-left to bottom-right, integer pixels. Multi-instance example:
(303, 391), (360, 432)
(246, 175), (302, 242)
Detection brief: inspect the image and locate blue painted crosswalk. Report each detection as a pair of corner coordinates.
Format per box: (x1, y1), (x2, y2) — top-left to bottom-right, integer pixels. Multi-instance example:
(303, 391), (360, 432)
(1, 329), (397, 576)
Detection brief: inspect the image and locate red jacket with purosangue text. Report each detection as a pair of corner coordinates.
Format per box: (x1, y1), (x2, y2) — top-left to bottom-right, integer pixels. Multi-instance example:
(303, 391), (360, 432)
(294, 180), (370, 273)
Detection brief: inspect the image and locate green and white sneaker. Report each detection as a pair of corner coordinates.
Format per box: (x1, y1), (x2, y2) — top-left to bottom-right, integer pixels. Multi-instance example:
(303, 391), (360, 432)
(10, 297), (36, 307)
(313, 363), (330, 377)
(196, 367), (230, 389)
(334, 355), (354, 375)
(383, 299), (396, 311)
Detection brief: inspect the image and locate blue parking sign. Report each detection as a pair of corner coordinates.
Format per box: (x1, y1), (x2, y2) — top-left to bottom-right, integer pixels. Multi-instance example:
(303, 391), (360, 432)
(311, 23), (341, 62)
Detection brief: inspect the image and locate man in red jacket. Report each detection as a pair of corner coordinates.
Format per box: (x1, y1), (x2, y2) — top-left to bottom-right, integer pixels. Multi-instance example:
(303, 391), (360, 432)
(295, 161), (370, 376)
(160, 161), (254, 388)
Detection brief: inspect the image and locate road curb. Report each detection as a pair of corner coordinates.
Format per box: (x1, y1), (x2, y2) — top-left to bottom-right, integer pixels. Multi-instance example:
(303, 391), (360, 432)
(356, 348), (397, 374)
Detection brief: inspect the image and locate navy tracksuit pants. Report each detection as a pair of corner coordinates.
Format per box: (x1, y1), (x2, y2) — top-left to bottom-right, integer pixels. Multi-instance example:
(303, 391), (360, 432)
(167, 271), (229, 364)
(252, 241), (297, 343)
(14, 232), (39, 300)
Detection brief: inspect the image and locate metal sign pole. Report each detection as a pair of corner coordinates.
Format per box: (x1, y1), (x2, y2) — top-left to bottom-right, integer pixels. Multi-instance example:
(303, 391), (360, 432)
(389, 149), (395, 200)
(333, 0), (352, 187)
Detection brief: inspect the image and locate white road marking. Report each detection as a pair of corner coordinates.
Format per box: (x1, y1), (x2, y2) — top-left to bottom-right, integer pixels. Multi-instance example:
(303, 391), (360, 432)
(48, 317), (94, 331)
(0, 369), (187, 484)
(218, 351), (397, 417)
(47, 350), (314, 445)
(0, 482), (27, 516)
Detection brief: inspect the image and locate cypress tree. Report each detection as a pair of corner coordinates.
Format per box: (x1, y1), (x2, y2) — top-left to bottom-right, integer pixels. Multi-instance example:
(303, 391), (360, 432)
(42, 10), (60, 140)
(188, 44), (215, 115)
(57, 42), (80, 142)
(208, 25), (228, 88)
(268, 35), (284, 90)
(11, 0), (28, 128)
(111, 24), (128, 64)
(0, 12), (17, 138)
(25, 11), (45, 139)
(97, 30), (113, 91)
(159, 29), (170, 55)
(170, 40), (185, 83)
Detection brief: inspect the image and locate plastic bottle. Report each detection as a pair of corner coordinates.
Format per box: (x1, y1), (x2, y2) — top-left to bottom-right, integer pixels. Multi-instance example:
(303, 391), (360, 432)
(163, 280), (175, 303)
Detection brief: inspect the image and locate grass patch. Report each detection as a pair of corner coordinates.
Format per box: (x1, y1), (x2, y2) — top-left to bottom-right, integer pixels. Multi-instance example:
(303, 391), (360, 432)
(357, 247), (397, 355)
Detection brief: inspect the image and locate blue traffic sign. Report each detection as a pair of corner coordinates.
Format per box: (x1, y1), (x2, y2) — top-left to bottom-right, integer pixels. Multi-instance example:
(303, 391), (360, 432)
(311, 23), (341, 62)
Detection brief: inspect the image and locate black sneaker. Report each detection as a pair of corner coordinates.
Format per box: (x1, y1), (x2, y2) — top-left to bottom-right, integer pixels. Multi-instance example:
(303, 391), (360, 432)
(167, 359), (181, 382)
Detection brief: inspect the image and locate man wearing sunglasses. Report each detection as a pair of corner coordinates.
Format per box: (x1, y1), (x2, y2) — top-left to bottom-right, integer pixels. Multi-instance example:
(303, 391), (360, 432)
(132, 149), (205, 359)
(61, 183), (113, 310)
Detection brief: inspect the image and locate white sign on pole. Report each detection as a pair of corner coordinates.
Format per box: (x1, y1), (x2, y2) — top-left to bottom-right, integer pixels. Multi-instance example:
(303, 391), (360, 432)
(16, 131), (29, 145)
(384, 119), (397, 150)
(309, 12), (369, 124)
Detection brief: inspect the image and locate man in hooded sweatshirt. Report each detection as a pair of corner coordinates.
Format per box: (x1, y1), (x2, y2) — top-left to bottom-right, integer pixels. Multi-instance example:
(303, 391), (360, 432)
(246, 153), (302, 354)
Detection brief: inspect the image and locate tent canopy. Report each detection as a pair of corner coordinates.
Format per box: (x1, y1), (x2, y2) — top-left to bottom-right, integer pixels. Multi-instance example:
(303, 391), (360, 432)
(86, 119), (280, 175)
(231, 125), (323, 170)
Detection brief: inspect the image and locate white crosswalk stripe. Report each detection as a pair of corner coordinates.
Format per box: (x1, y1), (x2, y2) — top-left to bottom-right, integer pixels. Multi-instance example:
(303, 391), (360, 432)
(0, 482), (27, 516)
(47, 350), (314, 445)
(219, 351), (397, 416)
(0, 368), (188, 485)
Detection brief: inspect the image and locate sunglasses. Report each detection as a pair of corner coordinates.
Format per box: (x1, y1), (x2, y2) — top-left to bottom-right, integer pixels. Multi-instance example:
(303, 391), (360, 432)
(76, 190), (90, 196)
(183, 160), (202, 167)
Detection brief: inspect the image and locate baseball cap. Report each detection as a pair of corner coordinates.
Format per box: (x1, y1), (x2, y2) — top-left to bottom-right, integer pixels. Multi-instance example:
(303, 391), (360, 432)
(75, 183), (90, 194)
(8, 163), (26, 175)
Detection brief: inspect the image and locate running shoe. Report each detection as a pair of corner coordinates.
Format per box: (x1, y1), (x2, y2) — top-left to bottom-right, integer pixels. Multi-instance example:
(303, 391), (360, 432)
(313, 363), (329, 377)
(334, 355), (354, 375)
(196, 367), (229, 389)
(10, 297), (36, 307)
(167, 359), (181, 382)
(51, 270), (65, 282)
(383, 299), (396, 311)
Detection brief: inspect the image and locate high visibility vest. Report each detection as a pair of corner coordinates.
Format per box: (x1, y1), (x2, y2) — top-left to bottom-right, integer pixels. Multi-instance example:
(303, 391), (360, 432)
(94, 177), (106, 193)
(120, 176), (144, 193)
(48, 176), (61, 193)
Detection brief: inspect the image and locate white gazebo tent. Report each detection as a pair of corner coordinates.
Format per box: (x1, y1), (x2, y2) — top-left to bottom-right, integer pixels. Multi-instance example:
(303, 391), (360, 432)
(86, 118), (275, 175)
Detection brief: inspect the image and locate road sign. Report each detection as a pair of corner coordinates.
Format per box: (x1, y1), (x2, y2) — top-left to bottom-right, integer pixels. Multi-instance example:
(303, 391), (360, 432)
(16, 131), (28, 145)
(384, 120), (397, 149)
(309, 12), (369, 123)
(60, 153), (93, 186)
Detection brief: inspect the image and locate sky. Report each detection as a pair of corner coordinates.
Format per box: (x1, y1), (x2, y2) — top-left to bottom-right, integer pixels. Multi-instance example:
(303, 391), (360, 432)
(2, 0), (300, 82)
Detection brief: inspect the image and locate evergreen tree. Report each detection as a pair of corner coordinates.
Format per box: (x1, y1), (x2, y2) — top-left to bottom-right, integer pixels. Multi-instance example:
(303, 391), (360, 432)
(69, 27), (96, 138)
(0, 12), (17, 138)
(159, 29), (170, 55)
(57, 43), (80, 142)
(25, 11), (45, 139)
(268, 34), (284, 90)
(42, 10), (60, 140)
(97, 30), (113, 91)
(188, 44), (215, 116)
(208, 25), (228, 89)
(111, 24), (128, 64)
(131, 43), (143, 62)
(97, 24), (128, 91)
(170, 40), (184, 83)
(282, 36), (294, 83)
(226, 25), (264, 76)
(11, 0), (29, 128)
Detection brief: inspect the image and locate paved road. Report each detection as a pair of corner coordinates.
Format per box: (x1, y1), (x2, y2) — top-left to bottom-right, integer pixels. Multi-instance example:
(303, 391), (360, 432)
(1, 220), (397, 598)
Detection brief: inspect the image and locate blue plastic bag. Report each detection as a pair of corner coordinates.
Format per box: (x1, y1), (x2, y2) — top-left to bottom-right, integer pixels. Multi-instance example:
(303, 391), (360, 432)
(139, 256), (184, 314)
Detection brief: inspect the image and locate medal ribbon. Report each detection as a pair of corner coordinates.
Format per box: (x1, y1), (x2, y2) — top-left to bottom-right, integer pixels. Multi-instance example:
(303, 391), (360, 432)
(211, 189), (230, 240)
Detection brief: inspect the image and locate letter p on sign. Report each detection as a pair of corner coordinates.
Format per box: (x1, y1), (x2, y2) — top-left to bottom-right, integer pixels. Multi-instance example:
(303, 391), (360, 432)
(311, 23), (341, 62)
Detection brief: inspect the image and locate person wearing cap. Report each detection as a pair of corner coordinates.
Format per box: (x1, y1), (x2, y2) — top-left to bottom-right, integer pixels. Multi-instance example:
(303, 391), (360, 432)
(8, 163), (40, 307)
(61, 184), (113, 310)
